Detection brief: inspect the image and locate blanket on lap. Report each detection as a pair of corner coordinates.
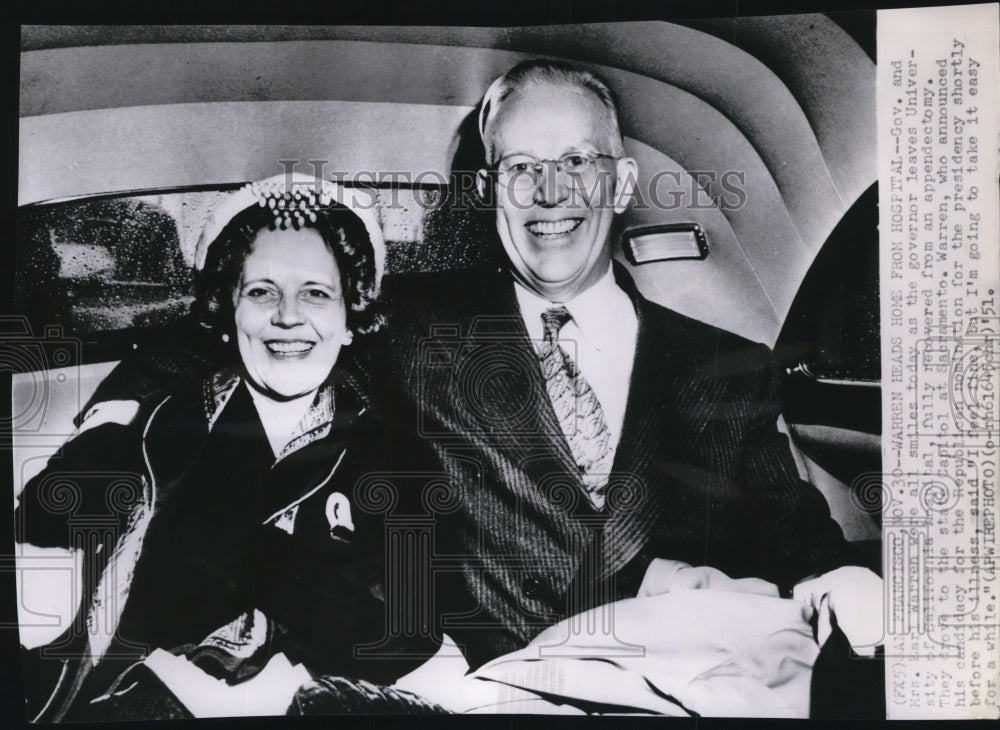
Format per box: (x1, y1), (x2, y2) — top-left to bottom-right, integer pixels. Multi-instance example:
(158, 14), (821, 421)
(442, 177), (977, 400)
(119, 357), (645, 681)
(395, 561), (829, 717)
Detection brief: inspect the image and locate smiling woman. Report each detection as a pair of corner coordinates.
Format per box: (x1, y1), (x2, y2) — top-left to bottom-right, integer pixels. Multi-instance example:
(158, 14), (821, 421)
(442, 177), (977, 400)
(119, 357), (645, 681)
(235, 228), (352, 399)
(190, 180), (378, 449)
(13, 175), (436, 721)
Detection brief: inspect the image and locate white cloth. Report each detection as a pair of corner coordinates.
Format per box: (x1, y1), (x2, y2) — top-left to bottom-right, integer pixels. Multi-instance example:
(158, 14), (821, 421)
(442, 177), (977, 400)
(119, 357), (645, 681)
(393, 562), (826, 716)
(793, 565), (883, 655)
(637, 557), (781, 598)
(514, 265), (638, 450)
(472, 589), (819, 717)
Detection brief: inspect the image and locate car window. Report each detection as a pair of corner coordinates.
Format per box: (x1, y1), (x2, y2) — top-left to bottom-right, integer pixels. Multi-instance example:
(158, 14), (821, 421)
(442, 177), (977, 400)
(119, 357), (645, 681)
(16, 190), (231, 339)
(14, 182), (492, 367)
(777, 184), (880, 384)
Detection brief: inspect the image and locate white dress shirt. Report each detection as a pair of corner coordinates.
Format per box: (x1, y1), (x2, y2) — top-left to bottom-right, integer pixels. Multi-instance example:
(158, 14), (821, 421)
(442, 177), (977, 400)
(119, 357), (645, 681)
(513, 265), (639, 452)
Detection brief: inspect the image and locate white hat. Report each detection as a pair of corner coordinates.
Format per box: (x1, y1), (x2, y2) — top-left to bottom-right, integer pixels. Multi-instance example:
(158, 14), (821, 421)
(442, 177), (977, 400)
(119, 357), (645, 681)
(193, 172), (385, 293)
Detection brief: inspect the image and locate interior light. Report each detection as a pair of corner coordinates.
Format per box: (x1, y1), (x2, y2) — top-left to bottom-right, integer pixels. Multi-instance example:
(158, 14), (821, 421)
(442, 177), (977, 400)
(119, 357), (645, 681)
(622, 223), (708, 264)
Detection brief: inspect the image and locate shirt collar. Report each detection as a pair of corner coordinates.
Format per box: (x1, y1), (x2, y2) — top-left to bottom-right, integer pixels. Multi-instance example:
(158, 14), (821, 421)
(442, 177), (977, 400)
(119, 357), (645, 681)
(513, 264), (629, 340)
(203, 368), (338, 462)
(278, 385), (336, 461)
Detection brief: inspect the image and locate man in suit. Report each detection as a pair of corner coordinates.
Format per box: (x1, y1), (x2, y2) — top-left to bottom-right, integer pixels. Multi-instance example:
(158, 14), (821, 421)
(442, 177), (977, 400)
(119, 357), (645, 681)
(376, 59), (882, 670)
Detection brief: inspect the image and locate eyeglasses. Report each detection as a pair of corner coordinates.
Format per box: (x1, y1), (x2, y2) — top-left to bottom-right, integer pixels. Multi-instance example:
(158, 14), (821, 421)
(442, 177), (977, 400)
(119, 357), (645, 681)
(494, 151), (619, 191)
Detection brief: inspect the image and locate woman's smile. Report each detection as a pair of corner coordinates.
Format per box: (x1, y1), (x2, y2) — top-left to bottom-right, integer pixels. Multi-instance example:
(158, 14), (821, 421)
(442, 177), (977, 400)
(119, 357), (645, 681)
(264, 339), (317, 358)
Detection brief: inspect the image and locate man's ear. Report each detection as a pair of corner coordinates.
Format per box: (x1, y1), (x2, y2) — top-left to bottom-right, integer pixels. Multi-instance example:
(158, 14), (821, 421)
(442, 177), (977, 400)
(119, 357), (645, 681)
(476, 169), (491, 203)
(613, 157), (638, 215)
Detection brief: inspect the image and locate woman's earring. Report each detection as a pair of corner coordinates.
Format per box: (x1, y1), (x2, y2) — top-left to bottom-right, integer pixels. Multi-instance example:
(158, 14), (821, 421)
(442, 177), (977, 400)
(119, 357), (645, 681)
(343, 331), (354, 345)
(221, 333), (230, 344)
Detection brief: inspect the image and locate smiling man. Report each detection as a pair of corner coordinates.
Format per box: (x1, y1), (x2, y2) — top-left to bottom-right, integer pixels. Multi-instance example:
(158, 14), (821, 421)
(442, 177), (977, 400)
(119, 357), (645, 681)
(379, 60), (882, 670)
(478, 71), (637, 303)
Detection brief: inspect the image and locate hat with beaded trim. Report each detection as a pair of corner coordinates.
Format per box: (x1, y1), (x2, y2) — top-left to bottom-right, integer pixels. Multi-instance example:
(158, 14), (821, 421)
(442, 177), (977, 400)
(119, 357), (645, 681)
(193, 172), (385, 294)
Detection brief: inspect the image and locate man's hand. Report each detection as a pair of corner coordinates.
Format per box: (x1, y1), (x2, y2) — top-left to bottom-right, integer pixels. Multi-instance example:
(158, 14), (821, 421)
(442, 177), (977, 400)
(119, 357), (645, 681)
(793, 566), (883, 656)
(637, 558), (780, 598)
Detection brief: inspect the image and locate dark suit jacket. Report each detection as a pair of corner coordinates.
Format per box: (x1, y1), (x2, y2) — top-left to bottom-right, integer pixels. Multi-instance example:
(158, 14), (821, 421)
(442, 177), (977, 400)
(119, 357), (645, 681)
(375, 262), (862, 669)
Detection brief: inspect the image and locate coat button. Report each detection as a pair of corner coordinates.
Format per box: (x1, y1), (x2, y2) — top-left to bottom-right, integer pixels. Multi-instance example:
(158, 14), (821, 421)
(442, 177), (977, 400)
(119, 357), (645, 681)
(522, 576), (542, 598)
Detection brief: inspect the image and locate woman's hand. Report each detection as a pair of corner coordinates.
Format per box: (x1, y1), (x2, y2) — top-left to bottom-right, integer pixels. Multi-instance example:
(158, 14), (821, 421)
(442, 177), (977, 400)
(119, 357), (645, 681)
(144, 648), (311, 717)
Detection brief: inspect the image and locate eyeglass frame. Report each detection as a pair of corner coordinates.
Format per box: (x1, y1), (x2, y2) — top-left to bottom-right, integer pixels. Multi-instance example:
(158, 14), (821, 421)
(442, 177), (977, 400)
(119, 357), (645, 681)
(490, 150), (621, 190)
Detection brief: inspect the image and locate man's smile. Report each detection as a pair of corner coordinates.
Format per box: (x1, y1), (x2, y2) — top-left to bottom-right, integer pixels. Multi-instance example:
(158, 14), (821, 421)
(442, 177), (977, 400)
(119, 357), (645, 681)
(525, 218), (584, 238)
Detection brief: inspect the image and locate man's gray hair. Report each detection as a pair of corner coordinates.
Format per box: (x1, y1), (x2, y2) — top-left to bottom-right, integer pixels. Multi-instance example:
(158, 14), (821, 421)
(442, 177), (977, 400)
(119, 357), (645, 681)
(478, 59), (626, 165)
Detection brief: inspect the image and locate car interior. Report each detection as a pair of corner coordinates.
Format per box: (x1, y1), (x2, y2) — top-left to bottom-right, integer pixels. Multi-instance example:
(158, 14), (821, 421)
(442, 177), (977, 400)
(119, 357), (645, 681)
(13, 18), (882, 653)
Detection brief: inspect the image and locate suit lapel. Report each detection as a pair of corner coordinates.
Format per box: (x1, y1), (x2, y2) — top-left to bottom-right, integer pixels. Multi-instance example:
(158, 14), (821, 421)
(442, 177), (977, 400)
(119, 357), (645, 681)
(596, 297), (673, 579)
(440, 268), (582, 493)
(596, 265), (717, 580)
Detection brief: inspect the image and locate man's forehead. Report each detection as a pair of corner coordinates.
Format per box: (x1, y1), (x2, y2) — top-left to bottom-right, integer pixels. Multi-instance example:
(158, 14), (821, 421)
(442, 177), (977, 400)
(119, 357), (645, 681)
(499, 80), (605, 114)
(491, 82), (612, 149)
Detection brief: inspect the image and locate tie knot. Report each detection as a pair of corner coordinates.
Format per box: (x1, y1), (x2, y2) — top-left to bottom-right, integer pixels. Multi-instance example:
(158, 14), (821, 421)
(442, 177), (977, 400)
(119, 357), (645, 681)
(541, 306), (572, 343)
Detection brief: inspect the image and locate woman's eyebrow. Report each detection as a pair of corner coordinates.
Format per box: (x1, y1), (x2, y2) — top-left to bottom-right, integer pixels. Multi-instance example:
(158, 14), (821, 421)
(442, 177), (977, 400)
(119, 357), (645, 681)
(239, 278), (339, 289)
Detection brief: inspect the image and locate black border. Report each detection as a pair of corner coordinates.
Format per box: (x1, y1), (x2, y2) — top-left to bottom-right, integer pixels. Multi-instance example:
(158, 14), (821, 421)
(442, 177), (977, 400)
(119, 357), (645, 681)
(5, 3), (999, 730)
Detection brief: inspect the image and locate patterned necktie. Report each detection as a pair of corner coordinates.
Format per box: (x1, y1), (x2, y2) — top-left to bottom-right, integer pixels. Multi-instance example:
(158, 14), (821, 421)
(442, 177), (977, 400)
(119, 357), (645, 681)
(539, 307), (614, 509)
